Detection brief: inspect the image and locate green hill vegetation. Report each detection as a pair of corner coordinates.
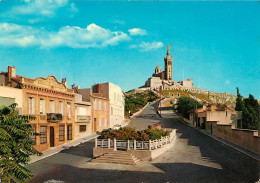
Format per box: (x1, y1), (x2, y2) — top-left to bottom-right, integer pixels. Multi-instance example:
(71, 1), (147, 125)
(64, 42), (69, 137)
(124, 90), (157, 117)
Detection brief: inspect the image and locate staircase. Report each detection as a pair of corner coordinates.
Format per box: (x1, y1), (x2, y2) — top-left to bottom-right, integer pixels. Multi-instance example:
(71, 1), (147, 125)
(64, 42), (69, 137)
(91, 151), (141, 165)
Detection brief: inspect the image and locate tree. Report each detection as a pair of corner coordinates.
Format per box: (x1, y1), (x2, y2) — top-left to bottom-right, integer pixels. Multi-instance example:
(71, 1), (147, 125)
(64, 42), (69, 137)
(235, 88), (260, 130)
(235, 87), (245, 111)
(235, 87), (247, 128)
(243, 94), (260, 130)
(0, 103), (41, 183)
(176, 97), (202, 119)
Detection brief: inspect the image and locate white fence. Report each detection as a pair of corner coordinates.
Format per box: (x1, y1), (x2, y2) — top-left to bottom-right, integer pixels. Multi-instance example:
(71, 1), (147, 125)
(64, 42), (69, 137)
(95, 129), (176, 151)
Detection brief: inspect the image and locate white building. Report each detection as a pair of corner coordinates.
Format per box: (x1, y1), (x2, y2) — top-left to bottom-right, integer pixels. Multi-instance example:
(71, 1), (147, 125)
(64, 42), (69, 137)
(99, 82), (125, 128)
(0, 86), (23, 114)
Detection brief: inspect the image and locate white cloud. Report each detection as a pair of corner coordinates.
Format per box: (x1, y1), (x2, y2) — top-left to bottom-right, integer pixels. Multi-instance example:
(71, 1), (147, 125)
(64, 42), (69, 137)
(128, 28), (147, 36)
(0, 23), (131, 48)
(11, 0), (69, 16)
(130, 41), (163, 52)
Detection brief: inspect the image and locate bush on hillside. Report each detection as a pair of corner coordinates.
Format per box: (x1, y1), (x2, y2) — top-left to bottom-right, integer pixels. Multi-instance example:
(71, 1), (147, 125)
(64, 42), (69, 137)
(176, 97), (202, 119)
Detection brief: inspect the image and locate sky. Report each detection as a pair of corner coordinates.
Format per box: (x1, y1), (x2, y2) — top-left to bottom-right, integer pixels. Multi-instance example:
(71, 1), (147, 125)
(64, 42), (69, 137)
(0, 0), (259, 98)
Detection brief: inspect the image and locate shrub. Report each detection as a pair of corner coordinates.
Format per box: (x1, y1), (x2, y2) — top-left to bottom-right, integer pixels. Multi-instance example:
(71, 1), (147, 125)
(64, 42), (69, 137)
(144, 128), (170, 140)
(99, 127), (169, 141)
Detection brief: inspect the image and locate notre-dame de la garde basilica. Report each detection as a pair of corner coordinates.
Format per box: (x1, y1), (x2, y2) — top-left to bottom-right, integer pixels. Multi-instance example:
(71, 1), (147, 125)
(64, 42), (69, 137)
(143, 45), (194, 90)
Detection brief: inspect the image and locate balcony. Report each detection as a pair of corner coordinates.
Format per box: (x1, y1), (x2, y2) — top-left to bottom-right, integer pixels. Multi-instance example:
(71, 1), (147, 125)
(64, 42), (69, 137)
(76, 115), (91, 122)
(47, 113), (62, 123)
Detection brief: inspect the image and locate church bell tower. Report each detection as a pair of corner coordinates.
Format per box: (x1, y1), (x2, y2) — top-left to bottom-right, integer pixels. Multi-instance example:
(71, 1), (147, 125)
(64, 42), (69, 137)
(164, 44), (173, 80)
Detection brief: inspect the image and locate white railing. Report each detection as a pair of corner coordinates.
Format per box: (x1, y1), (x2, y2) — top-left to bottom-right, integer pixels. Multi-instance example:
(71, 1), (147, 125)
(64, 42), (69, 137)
(95, 129), (176, 151)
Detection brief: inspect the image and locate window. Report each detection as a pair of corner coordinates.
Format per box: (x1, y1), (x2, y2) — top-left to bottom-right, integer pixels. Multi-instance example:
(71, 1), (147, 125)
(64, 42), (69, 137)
(67, 125), (72, 140)
(59, 125), (65, 141)
(59, 102), (63, 115)
(111, 107), (113, 115)
(94, 100), (97, 110)
(104, 118), (107, 127)
(226, 111), (228, 117)
(40, 126), (47, 144)
(79, 125), (86, 132)
(49, 100), (55, 113)
(67, 103), (71, 118)
(40, 99), (45, 114)
(104, 102), (107, 111)
(28, 97), (35, 114)
(31, 125), (36, 145)
(99, 100), (101, 110)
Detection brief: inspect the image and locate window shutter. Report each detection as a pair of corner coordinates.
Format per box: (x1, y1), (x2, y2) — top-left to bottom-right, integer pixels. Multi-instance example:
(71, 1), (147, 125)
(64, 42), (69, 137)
(32, 98), (35, 114)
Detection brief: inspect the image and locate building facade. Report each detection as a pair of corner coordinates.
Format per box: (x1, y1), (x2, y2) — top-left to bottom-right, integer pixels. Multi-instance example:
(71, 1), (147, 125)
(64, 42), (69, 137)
(1, 66), (75, 152)
(74, 93), (92, 139)
(77, 85), (110, 132)
(0, 86), (23, 114)
(189, 104), (241, 129)
(98, 82), (125, 128)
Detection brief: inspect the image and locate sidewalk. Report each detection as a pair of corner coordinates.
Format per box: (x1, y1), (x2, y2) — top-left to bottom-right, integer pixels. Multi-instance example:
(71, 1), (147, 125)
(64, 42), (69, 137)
(161, 109), (260, 162)
(29, 133), (99, 164)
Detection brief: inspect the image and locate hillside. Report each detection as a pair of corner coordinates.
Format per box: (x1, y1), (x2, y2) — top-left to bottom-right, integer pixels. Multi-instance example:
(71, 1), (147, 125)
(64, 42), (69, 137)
(160, 90), (237, 109)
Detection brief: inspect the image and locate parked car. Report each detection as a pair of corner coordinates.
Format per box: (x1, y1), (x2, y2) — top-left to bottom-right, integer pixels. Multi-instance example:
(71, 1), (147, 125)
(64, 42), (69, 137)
(113, 124), (122, 130)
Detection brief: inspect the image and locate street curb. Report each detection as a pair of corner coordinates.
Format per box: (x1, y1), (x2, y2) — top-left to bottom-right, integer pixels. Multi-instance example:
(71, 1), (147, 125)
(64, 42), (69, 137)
(175, 116), (260, 162)
(28, 134), (99, 165)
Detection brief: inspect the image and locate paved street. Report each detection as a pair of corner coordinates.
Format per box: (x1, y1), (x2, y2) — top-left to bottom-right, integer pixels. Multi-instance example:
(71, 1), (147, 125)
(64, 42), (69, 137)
(27, 102), (260, 183)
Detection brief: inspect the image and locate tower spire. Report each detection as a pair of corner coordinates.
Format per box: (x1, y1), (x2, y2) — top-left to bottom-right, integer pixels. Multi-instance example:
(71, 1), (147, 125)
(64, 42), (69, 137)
(167, 44), (170, 56)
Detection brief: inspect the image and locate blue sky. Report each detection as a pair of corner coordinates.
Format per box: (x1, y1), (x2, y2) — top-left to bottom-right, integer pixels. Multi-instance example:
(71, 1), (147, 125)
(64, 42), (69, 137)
(0, 0), (259, 98)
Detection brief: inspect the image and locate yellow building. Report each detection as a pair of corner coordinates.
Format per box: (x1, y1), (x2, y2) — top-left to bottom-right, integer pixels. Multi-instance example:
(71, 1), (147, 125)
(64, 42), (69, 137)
(0, 66), (75, 152)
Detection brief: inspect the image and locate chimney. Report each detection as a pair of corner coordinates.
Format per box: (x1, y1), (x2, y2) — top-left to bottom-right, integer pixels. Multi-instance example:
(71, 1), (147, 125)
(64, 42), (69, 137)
(61, 78), (68, 88)
(71, 83), (75, 89)
(8, 66), (16, 83)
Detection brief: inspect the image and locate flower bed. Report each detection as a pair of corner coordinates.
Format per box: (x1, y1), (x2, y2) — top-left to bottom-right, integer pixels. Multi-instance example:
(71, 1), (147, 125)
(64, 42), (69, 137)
(98, 127), (170, 141)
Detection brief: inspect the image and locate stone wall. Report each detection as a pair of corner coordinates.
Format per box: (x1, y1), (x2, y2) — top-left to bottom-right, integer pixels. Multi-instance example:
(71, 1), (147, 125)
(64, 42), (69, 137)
(206, 121), (260, 155)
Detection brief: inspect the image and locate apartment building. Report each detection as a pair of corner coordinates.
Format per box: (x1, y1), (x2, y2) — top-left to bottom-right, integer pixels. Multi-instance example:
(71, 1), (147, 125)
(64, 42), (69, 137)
(97, 82), (125, 127)
(0, 66), (75, 152)
(76, 85), (110, 132)
(74, 93), (92, 139)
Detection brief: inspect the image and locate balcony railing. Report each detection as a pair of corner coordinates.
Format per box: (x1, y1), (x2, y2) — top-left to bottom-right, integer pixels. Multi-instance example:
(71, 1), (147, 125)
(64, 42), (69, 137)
(76, 115), (91, 122)
(47, 113), (62, 123)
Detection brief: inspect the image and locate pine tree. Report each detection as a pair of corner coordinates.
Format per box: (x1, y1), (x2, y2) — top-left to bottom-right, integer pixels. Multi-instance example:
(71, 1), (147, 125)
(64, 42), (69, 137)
(243, 94), (260, 130)
(235, 87), (244, 111)
(235, 87), (247, 128)
(0, 103), (41, 183)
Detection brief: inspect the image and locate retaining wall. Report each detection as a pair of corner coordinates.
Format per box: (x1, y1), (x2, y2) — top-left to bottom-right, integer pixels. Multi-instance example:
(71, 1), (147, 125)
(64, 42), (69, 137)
(206, 121), (260, 155)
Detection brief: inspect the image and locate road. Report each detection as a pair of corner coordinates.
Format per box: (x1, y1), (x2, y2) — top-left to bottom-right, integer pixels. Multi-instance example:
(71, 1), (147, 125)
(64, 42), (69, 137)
(27, 102), (260, 183)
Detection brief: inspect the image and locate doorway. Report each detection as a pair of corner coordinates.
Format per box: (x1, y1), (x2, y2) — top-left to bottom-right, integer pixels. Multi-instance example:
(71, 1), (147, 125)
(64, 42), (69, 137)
(50, 126), (54, 147)
(67, 125), (72, 140)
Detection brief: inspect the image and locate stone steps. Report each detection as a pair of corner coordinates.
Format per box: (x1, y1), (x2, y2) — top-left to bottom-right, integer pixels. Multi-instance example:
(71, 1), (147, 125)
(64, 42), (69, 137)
(92, 151), (141, 165)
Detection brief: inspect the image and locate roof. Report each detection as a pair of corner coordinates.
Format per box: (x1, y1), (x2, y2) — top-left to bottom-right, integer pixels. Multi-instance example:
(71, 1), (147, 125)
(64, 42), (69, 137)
(190, 104), (234, 113)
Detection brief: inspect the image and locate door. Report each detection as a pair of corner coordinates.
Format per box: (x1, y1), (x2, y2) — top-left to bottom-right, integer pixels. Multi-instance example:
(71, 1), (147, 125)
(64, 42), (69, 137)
(50, 127), (54, 147)
(67, 125), (72, 140)
(93, 118), (97, 132)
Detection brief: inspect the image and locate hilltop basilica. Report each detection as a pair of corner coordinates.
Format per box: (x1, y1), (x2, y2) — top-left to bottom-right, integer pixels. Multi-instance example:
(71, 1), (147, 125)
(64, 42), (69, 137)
(143, 45), (195, 90)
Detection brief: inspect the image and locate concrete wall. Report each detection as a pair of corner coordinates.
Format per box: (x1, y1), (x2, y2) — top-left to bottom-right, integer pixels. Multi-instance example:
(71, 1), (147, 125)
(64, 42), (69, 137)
(0, 86), (23, 114)
(206, 121), (260, 155)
